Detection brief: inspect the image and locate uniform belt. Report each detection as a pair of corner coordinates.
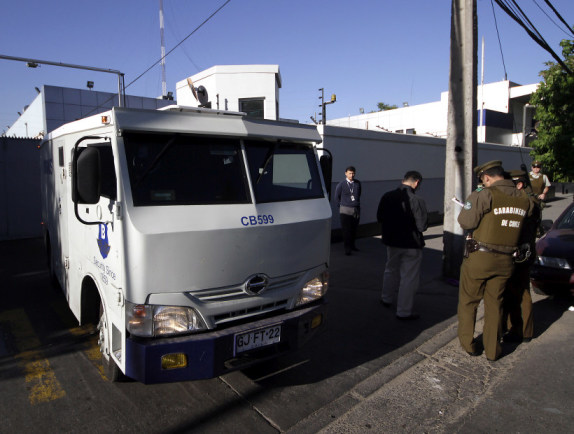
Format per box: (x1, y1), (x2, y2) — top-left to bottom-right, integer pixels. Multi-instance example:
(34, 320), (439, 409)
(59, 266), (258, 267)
(476, 245), (515, 255)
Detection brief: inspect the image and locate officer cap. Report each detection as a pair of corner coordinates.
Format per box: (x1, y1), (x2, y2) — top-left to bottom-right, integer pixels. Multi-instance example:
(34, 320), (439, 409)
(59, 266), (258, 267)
(473, 160), (503, 176)
(509, 169), (527, 182)
(532, 160), (542, 167)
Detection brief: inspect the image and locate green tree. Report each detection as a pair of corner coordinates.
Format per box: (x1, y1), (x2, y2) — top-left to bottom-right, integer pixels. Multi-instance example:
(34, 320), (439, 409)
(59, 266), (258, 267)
(377, 102), (398, 112)
(529, 37), (574, 182)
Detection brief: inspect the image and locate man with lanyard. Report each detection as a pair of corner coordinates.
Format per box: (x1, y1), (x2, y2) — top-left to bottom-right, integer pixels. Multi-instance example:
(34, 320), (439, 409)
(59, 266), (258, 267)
(529, 160), (551, 203)
(334, 166), (361, 255)
(457, 161), (533, 362)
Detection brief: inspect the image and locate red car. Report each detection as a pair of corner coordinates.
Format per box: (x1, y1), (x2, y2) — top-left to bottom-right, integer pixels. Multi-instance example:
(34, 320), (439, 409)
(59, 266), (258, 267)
(530, 201), (574, 295)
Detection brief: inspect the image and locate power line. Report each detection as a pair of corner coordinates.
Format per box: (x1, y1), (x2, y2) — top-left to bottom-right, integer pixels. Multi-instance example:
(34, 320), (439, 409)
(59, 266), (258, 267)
(490, 0), (508, 80)
(83, 0), (232, 117)
(542, 0), (574, 37)
(493, 0), (572, 74)
(126, 0), (232, 90)
(532, 0), (573, 38)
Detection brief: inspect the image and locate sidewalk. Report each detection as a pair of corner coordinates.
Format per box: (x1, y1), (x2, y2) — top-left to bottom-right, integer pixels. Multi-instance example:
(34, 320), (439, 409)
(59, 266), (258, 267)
(288, 193), (573, 433)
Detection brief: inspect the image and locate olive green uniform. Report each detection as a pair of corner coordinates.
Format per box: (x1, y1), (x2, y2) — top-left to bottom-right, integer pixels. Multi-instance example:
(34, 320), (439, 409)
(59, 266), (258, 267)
(529, 175), (546, 196)
(503, 186), (541, 340)
(457, 179), (532, 360)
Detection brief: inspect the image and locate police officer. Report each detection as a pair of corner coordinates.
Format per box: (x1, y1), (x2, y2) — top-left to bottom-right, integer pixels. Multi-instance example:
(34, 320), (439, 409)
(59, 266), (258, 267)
(502, 170), (540, 343)
(529, 160), (551, 202)
(457, 161), (533, 361)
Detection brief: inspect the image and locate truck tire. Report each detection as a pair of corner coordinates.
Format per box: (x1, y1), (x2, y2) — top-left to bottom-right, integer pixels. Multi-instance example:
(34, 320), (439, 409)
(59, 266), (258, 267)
(98, 302), (123, 381)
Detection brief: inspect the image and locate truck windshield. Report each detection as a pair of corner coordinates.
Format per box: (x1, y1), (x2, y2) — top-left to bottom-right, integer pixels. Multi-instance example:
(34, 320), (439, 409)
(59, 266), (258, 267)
(123, 132), (250, 206)
(244, 140), (324, 203)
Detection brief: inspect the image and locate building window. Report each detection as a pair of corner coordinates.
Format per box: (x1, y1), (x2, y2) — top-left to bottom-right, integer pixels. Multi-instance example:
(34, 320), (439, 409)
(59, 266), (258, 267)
(239, 98), (264, 119)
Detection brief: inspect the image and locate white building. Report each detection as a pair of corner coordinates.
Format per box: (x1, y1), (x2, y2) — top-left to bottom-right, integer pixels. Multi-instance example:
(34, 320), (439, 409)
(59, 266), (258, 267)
(175, 65), (282, 121)
(327, 80), (539, 147)
(5, 65), (283, 138)
(5, 85), (174, 138)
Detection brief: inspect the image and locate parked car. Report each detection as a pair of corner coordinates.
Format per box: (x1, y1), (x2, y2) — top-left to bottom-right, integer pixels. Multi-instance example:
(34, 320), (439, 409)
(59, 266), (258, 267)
(530, 201), (574, 295)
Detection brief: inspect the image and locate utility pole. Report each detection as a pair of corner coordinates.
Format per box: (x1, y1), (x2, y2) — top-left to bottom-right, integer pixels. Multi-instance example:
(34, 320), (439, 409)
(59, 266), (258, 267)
(443, 0), (477, 278)
(318, 88), (336, 124)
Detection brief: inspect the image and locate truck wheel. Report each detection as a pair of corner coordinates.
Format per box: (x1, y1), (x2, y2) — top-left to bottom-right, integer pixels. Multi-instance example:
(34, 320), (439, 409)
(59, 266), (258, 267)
(98, 302), (123, 381)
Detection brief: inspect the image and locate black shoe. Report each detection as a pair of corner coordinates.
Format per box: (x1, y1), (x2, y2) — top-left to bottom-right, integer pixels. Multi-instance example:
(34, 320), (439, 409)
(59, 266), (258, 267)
(380, 300), (392, 308)
(467, 339), (483, 356)
(522, 337), (532, 343)
(503, 333), (522, 343)
(396, 313), (420, 320)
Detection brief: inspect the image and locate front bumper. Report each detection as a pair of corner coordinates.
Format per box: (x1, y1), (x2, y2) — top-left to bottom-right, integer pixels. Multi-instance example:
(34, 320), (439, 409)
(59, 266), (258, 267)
(530, 265), (574, 294)
(124, 303), (326, 384)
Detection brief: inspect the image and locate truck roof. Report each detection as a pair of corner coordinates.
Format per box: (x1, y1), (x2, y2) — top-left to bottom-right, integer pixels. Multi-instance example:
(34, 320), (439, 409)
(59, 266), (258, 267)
(44, 106), (322, 144)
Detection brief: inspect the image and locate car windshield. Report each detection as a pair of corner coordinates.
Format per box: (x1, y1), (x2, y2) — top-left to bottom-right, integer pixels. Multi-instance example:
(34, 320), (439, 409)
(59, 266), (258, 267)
(244, 140), (325, 203)
(556, 205), (574, 230)
(123, 132), (249, 206)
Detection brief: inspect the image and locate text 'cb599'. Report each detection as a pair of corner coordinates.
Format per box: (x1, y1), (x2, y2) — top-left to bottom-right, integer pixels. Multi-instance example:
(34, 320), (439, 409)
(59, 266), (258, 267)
(241, 215), (275, 226)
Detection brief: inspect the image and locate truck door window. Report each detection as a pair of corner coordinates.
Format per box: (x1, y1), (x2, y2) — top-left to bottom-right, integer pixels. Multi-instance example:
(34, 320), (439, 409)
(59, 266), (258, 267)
(123, 133), (249, 206)
(244, 140), (324, 203)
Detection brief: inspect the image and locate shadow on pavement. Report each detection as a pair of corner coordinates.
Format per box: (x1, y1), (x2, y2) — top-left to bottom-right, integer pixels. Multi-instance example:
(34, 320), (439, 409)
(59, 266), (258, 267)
(242, 233), (459, 388)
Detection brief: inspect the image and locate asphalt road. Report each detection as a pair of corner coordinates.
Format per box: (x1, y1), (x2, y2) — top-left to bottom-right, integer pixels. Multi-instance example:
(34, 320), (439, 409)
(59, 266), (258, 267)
(0, 194), (572, 433)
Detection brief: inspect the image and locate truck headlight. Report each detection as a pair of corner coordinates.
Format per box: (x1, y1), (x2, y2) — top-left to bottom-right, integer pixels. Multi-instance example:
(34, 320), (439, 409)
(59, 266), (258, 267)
(126, 302), (207, 337)
(296, 271), (329, 306)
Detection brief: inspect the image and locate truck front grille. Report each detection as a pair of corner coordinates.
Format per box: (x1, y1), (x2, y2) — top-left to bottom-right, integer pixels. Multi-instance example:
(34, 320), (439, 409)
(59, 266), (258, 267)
(189, 273), (303, 326)
(213, 299), (289, 325)
(191, 274), (301, 303)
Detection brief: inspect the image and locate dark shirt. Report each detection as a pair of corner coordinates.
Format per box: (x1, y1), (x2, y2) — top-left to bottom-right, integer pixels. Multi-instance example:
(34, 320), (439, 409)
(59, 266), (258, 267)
(334, 179), (361, 208)
(377, 184), (428, 249)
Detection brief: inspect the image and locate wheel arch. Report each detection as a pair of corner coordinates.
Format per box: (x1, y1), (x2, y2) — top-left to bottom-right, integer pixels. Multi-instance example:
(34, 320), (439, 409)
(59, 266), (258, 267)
(80, 275), (102, 326)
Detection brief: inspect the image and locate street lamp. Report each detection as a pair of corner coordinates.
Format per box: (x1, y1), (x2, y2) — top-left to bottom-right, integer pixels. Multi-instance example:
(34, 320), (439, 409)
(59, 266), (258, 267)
(1, 54), (125, 106)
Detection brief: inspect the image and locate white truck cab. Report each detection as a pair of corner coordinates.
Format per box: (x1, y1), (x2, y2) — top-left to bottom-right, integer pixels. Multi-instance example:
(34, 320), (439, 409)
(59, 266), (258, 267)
(40, 106), (332, 383)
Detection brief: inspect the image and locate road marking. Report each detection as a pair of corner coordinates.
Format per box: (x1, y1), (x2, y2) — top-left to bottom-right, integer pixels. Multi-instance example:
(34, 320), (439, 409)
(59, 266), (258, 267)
(0, 309), (66, 405)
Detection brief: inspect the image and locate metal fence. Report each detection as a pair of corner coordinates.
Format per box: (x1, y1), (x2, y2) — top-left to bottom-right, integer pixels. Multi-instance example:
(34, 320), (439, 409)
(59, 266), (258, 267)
(0, 137), (42, 240)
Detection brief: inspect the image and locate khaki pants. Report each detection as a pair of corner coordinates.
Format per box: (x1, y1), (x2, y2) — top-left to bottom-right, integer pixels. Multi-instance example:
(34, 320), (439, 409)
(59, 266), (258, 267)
(458, 251), (514, 360)
(381, 246), (423, 317)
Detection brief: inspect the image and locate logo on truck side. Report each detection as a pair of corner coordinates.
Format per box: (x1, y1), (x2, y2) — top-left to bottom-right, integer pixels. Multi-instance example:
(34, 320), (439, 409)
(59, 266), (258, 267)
(97, 223), (111, 259)
(244, 274), (269, 295)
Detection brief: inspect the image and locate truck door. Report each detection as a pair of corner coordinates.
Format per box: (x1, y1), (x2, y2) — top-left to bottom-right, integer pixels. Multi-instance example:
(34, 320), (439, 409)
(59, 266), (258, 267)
(56, 143), (71, 299)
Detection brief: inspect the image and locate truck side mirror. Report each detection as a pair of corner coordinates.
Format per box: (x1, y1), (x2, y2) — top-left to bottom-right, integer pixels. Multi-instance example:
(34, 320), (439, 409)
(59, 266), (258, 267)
(74, 147), (101, 204)
(319, 152), (333, 199)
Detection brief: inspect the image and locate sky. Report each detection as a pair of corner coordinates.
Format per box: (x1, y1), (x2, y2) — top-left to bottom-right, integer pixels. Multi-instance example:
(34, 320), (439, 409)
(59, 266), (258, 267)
(1, 0), (573, 133)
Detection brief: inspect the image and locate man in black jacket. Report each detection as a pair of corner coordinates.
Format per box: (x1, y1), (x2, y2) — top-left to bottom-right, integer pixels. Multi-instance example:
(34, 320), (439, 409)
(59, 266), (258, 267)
(377, 171), (428, 320)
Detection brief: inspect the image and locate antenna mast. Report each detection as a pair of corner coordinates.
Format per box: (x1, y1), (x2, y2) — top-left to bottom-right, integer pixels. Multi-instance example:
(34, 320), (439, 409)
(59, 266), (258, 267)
(159, 0), (167, 97)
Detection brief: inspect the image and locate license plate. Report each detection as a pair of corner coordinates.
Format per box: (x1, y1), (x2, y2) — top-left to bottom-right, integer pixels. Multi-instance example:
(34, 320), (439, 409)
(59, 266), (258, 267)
(234, 324), (281, 354)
